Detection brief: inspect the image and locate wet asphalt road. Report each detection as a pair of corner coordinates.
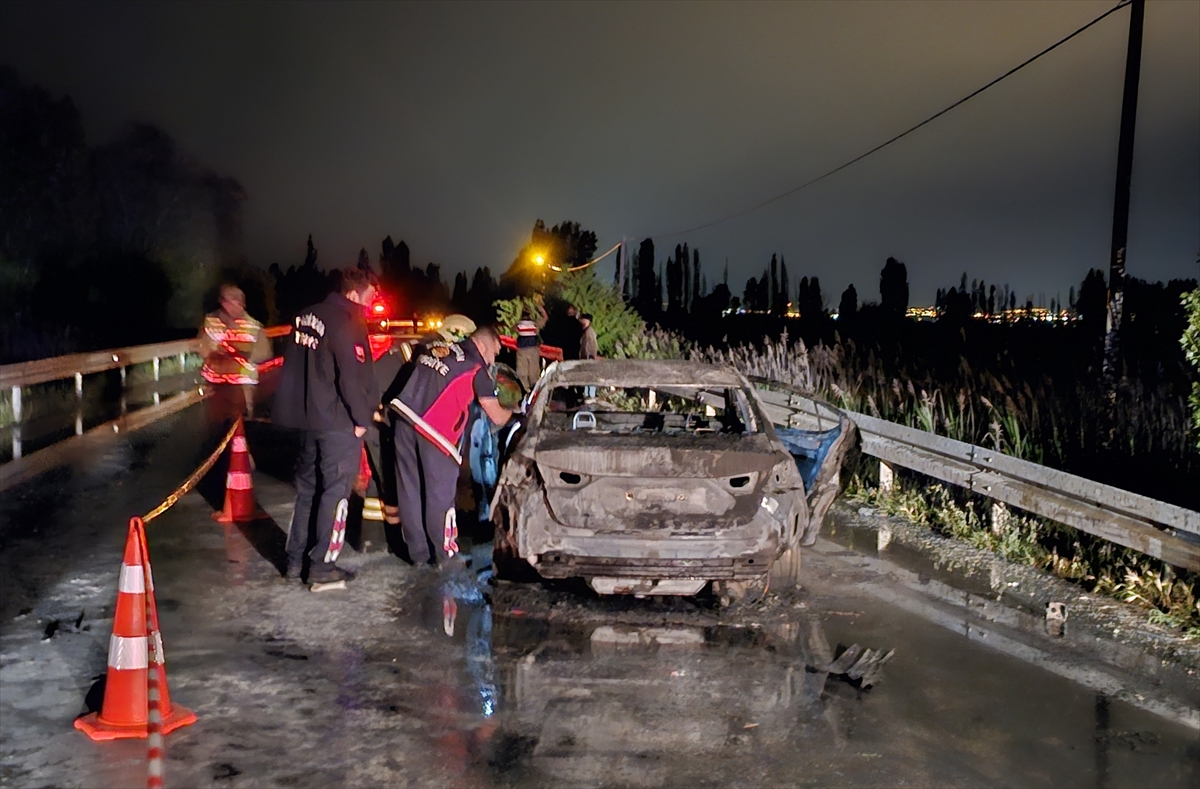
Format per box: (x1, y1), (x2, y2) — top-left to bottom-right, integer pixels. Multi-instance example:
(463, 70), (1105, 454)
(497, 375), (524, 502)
(1, 405), (1197, 788)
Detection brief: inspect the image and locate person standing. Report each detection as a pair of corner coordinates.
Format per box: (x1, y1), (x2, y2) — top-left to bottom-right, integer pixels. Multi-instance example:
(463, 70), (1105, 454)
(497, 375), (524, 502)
(579, 312), (599, 399)
(198, 284), (271, 426)
(514, 299), (548, 391)
(388, 326), (515, 567)
(579, 313), (598, 360)
(274, 269), (379, 586)
(562, 304), (584, 361)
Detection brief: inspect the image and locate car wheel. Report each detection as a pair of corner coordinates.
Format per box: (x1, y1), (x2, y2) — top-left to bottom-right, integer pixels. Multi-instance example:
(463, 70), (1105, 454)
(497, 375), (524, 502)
(768, 544), (803, 588)
(714, 577), (768, 608)
(491, 509), (536, 583)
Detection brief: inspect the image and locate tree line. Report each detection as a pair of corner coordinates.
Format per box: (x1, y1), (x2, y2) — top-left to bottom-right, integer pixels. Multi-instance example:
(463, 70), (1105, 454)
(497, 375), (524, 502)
(0, 67), (251, 362)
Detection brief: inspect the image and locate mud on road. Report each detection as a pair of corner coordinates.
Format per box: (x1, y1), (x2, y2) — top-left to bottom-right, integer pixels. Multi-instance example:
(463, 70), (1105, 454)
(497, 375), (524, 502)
(1, 409), (1198, 788)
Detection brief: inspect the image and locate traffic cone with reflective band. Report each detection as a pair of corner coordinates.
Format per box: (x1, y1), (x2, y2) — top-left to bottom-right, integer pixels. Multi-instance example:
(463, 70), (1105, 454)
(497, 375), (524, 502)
(75, 519), (196, 740)
(214, 417), (265, 523)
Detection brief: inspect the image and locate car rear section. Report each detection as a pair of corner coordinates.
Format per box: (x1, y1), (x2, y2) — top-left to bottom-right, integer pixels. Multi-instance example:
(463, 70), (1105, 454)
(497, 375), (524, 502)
(501, 431), (807, 596)
(491, 361), (838, 597)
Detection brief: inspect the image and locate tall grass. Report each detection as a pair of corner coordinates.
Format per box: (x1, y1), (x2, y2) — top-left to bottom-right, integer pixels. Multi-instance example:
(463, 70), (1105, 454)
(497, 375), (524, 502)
(703, 333), (1195, 469)
(694, 332), (1200, 636)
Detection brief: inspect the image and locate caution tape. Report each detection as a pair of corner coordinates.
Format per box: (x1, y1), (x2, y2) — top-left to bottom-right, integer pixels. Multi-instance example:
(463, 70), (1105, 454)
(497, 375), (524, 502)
(142, 416), (241, 524)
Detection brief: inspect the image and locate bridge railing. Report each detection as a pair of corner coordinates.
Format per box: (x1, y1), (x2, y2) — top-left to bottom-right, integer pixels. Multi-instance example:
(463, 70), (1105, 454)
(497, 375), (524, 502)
(1, 338), (202, 422)
(751, 378), (1200, 572)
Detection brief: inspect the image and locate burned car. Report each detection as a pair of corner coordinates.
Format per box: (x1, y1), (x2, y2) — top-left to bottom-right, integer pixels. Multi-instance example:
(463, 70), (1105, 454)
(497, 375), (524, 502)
(489, 360), (854, 598)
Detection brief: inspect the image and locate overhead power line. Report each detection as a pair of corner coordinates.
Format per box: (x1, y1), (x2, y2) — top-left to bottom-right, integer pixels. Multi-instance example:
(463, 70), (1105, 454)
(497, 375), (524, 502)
(652, 1), (1132, 240)
(548, 241), (622, 273)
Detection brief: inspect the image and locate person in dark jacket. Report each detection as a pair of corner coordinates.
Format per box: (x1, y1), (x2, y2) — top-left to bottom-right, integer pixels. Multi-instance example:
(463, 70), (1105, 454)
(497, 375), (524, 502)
(275, 268), (379, 587)
(388, 325), (515, 566)
(371, 314), (477, 536)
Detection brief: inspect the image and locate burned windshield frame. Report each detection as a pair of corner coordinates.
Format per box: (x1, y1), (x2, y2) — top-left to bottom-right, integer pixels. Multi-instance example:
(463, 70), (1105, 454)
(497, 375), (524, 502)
(540, 385), (758, 435)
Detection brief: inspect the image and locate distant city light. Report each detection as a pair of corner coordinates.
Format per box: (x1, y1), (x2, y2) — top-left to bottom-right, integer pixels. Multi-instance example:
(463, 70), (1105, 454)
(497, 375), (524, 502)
(905, 305), (1078, 324)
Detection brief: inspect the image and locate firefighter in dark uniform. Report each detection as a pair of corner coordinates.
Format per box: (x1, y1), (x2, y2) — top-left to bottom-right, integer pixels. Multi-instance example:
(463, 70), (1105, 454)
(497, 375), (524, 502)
(388, 325), (514, 566)
(374, 315), (477, 533)
(274, 268), (379, 586)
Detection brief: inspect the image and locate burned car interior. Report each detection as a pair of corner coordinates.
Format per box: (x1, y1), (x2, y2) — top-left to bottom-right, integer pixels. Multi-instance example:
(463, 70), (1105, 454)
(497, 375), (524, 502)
(542, 385), (756, 436)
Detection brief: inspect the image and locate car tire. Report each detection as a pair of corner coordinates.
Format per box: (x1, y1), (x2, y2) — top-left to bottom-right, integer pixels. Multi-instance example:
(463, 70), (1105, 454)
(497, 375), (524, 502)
(491, 509), (537, 583)
(768, 544), (803, 588)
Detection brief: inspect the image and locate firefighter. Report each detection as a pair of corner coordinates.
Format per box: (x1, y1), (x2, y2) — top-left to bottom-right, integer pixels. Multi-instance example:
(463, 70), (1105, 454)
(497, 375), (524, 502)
(274, 269), (379, 587)
(198, 284), (272, 426)
(372, 314), (477, 534)
(388, 325), (515, 567)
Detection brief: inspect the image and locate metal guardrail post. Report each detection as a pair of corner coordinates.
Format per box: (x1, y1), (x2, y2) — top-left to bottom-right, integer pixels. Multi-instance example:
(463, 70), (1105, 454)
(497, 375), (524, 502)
(992, 502), (1010, 535)
(879, 460), (895, 493)
(153, 357), (160, 382)
(10, 385), (20, 423)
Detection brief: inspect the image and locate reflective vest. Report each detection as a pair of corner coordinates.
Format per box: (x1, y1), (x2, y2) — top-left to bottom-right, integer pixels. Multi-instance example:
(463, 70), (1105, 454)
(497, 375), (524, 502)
(515, 319), (539, 349)
(201, 312), (264, 385)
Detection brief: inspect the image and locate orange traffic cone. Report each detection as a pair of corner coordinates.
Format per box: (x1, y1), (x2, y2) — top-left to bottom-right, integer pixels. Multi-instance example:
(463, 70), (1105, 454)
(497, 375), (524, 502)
(75, 518), (197, 741)
(214, 417), (265, 523)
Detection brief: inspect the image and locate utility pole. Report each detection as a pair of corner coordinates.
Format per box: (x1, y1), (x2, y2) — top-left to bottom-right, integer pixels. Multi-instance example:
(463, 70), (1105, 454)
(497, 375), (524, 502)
(1102, 0), (1145, 398)
(616, 237), (628, 300)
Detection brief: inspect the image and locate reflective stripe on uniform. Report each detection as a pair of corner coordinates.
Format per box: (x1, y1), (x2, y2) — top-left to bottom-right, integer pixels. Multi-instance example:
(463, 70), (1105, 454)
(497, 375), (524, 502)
(118, 564), (145, 594)
(443, 508), (459, 556)
(324, 499), (348, 564)
(389, 398), (464, 465)
(109, 634), (149, 670)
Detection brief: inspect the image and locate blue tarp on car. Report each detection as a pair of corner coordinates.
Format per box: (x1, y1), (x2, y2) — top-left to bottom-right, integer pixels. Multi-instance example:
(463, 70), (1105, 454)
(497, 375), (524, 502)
(775, 424), (842, 492)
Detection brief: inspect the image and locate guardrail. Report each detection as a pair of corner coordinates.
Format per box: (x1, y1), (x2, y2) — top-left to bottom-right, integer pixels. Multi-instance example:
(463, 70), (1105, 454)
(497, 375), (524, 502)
(1, 339), (202, 423)
(8, 338), (1196, 572)
(751, 378), (1200, 572)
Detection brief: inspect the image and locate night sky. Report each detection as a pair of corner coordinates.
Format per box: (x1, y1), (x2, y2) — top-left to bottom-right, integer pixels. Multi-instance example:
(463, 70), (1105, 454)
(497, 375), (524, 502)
(3, 1), (1197, 305)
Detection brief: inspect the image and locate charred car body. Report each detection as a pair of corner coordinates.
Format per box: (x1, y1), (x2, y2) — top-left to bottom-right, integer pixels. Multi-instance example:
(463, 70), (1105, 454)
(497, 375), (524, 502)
(489, 360), (854, 597)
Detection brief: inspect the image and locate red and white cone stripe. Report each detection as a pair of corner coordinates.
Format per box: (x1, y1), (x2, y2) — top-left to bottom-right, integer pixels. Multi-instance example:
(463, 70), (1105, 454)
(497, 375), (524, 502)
(144, 539), (164, 789)
(146, 668), (164, 789)
(108, 634), (148, 670)
(226, 472), (253, 490)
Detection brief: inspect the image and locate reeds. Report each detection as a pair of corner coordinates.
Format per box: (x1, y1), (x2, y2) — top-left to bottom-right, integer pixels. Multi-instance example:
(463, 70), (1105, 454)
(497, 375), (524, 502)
(698, 333), (1200, 635)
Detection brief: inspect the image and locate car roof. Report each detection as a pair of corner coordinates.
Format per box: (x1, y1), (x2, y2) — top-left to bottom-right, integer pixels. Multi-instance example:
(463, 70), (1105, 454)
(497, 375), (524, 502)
(548, 359), (748, 388)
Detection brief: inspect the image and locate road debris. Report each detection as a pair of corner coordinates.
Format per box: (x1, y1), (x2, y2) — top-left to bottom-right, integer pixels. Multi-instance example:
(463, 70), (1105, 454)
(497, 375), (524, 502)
(1046, 601), (1068, 637)
(826, 643), (896, 689)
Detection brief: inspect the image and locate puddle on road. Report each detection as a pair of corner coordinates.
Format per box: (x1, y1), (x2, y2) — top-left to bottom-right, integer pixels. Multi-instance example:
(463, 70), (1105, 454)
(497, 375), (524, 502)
(358, 570), (1200, 789)
(825, 513), (1030, 606)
